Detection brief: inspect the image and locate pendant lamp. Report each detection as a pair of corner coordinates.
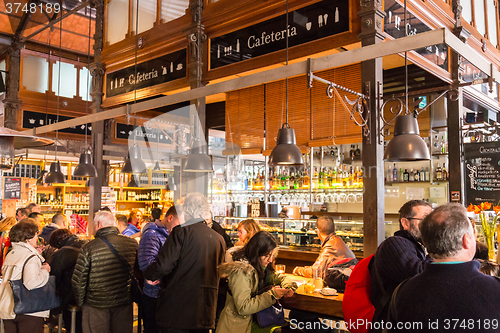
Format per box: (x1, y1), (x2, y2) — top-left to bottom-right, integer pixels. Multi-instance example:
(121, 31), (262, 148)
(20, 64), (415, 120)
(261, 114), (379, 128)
(127, 174), (140, 188)
(184, 145), (213, 172)
(121, 144), (147, 174)
(166, 176), (177, 191)
(268, 0), (304, 167)
(45, 160), (66, 184)
(0, 128), (53, 169)
(74, 8), (97, 178)
(383, 114), (430, 161)
(383, 0), (430, 162)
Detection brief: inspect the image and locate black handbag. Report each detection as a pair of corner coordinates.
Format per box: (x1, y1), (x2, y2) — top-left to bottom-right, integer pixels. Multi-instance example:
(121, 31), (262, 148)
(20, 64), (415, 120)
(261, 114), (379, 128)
(255, 301), (285, 328)
(9, 254), (60, 314)
(100, 237), (143, 304)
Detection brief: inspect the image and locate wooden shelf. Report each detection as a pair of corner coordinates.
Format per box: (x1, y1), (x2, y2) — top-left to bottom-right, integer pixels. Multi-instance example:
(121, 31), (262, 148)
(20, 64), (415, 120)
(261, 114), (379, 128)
(116, 200), (161, 203)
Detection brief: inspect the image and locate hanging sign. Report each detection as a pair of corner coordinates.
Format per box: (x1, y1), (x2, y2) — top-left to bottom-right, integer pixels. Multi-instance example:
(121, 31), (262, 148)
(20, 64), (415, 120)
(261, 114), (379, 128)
(464, 141), (500, 206)
(115, 123), (173, 144)
(210, 0), (349, 69)
(106, 49), (187, 98)
(4, 177), (21, 200)
(384, 0), (448, 71)
(22, 110), (91, 135)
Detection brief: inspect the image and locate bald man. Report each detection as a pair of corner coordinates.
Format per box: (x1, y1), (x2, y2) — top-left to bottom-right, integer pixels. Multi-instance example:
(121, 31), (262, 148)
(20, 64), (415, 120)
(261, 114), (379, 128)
(293, 215), (355, 277)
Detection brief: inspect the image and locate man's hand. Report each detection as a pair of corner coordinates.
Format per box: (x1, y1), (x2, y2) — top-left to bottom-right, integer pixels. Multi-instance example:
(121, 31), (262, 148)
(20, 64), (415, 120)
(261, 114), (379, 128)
(146, 279), (160, 286)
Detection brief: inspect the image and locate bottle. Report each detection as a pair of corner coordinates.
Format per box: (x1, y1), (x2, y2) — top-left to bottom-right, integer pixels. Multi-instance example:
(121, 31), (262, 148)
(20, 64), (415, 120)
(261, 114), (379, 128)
(420, 167), (425, 182)
(392, 163), (398, 182)
(355, 145), (361, 158)
(387, 165), (392, 182)
(425, 167), (430, 181)
(354, 166), (360, 187)
(414, 168), (419, 182)
(342, 166), (348, 188)
(358, 167), (364, 187)
(436, 162), (443, 181)
(441, 136), (446, 154)
(443, 163), (448, 180)
(336, 165), (343, 186)
(318, 167), (324, 189)
(350, 145), (356, 160)
(248, 172), (253, 191)
(313, 167), (319, 189)
(409, 168), (415, 182)
(403, 169), (409, 182)
(322, 167), (329, 189)
(433, 135), (441, 154)
(303, 169), (310, 189)
(399, 168), (404, 182)
(298, 171), (304, 189)
(349, 166), (354, 188)
(328, 168), (335, 188)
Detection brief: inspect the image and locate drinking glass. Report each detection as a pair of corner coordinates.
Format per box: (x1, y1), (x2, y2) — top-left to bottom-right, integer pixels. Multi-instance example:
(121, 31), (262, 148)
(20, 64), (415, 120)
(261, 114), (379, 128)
(275, 264), (286, 274)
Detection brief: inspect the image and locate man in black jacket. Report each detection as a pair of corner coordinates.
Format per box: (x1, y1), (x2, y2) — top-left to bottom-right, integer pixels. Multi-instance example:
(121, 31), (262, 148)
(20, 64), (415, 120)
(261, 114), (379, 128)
(389, 203), (500, 332)
(72, 211), (138, 333)
(369, 200), (433, 326)
(145, 193), (226, 333)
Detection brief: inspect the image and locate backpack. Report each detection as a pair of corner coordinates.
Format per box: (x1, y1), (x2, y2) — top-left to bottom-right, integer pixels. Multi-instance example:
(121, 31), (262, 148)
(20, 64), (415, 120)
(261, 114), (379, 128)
(342, 254), (375, 333)
(323, 257), (358, 292)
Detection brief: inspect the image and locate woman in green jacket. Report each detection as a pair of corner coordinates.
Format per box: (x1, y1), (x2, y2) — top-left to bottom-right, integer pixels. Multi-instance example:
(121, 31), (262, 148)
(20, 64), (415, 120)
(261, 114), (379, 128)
(216, 231), (294, 333)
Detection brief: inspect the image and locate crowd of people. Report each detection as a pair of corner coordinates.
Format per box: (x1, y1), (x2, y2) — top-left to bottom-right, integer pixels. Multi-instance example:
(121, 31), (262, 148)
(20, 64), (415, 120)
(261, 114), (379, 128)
(0, 197), (499, 333)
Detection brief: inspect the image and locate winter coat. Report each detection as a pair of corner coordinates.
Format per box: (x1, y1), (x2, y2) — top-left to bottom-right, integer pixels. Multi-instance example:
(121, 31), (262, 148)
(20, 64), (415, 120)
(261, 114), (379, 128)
(39, 224), (60, 244)
(211, 221), (233, 249)
(144, 219), (226, 330)
(50, 235), (87, 313)
(122, 223), (140, 237)
(138, 221), (169, 298)
(294, 233), (356, 277)
(0, 242), (50, 319)
(215, 260), (289, 333)
(72, 226), (138, 308)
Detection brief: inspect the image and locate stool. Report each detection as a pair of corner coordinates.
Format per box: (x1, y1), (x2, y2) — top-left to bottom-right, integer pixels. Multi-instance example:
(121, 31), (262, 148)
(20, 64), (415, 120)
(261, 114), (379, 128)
(68, 305), (82, 333)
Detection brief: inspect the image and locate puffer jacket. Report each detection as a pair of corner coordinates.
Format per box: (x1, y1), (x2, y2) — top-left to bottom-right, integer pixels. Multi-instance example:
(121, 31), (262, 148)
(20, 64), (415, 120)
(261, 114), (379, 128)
(138, 221), (169, 298)
(0, 242), (50, 319)
(71, 226), (138, 308)
(215, 260), (290, 333)
(294, 233), (355, 278)
(122, 223), (140, 237)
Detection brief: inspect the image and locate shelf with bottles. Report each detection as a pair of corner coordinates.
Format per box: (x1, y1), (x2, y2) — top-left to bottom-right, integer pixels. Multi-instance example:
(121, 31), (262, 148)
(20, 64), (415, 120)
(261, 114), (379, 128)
(115, 189), (165, 202)
(108, 166), (172, 187)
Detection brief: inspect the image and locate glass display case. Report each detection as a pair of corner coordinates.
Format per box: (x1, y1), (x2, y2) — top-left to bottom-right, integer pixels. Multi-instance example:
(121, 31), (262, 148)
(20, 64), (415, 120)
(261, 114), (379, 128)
(215, 216), (375, 253)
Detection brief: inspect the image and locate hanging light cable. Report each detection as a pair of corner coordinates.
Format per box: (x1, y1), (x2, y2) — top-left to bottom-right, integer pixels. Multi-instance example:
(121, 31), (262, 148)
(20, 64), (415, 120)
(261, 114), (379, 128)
(74, 6), (97, 177)
(45, 17), (66, 184)
(383, 0), (430, 161)
(269, 0), (304, 166)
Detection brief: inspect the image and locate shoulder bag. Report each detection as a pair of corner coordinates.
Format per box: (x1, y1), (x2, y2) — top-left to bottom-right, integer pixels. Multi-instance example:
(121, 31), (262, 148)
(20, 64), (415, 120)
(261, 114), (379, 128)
(100, 237), (143, 305)
(253, 284), (285, 328)
(9, 254), (60, 314)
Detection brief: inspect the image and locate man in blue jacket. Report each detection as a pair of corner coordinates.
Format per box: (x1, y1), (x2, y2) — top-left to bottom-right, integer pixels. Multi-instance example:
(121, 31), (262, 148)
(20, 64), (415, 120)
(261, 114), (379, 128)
(138, 206), (179, 333)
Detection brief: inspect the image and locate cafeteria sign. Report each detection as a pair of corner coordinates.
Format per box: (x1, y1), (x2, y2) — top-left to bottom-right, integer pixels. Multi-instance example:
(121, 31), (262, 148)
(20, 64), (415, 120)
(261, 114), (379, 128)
(210, 0), (349, 69)
(106, 49), (187, 98)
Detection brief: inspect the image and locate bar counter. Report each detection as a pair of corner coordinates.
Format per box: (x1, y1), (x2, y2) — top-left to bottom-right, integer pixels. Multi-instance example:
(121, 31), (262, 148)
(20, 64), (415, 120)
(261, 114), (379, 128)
(281, 274), (344, 319)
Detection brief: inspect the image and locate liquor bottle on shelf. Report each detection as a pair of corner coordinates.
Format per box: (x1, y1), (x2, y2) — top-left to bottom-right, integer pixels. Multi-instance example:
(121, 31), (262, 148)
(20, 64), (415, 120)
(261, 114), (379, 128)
(403, 169), (410, 182)
(355, 145), (361, 159)
(312, 167), (319, 189)
(409, 168), (415, 182)
(392, 163), (398, 182)
(399, 168), (404, 182)
(425, 167), (430, 181)
(387, 165), (392, 182)
(433, 135), (441, 154)
(247, 172), (253, 191)
(303, 169), (310, 189)
(414, 168), (420, 182)
(328, 168), (335, 188)
(441, 135), (446, 154)
(420, 167), (425, 182)
(358, 167), (364, 187)
(342, 166), (349, 188)
(442, 163), (448, 180)
(350, 145), (356, 160)
(336, 165), (343, 187)
(436, 162), (443, 181)
(348, 166), (354, 188)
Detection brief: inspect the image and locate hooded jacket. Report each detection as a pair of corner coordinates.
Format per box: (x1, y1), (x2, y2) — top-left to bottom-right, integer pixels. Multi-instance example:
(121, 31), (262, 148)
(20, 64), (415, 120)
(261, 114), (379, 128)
(72, 226), (138, 308)
(215, 260), (289, 333)
(138, 221), (169, 297)
(39, 224), (60, 244)
(122, 223), (140, 237)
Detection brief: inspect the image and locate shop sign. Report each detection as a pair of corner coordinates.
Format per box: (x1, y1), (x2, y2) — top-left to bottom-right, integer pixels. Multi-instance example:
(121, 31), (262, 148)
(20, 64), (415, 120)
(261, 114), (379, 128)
(464, 141), (500, 206)
(106, 49), (187, 98)
(4, 177), (21, 200)
(384, 0), (448, 71)
(210, 0), (349, 69)
(22, 110), (91, 135)
(116, 123), (173, 144)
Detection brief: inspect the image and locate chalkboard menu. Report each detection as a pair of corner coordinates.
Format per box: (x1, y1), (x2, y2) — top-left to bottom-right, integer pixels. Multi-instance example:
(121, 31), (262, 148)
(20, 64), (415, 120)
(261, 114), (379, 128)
(464, 141), (500, 206)
(4, 177), (21, 200)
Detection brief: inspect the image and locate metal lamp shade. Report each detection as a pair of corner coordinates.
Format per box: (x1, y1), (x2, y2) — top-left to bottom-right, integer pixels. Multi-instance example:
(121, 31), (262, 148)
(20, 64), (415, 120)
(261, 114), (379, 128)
(269, 126), (304, 166)
(153, 161), (161, 171)
(166, 176), (177, 191)
(44, 161), (66, 184)
(0, 127), (53, 169)
(127, 174), (140, 187)
(384, 114), (431, 161)
(184, 146), (213, 172)
(121, 145), (147, 174)
(74, 152), (98, 177)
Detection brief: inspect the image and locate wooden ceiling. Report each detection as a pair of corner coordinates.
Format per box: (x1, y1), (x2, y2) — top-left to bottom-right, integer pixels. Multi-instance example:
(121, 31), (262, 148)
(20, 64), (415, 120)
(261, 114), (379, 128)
(0, 0), (95, 57)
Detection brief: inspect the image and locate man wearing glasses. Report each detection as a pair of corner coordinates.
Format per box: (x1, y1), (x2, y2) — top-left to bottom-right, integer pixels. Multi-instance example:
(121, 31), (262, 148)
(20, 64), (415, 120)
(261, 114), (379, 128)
(369, 200), (433, 329)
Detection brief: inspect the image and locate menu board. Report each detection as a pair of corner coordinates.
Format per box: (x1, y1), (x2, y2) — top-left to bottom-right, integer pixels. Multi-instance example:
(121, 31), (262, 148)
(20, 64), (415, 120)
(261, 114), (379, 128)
(464, 142), (500, 206)
(4, 177), (21, 200)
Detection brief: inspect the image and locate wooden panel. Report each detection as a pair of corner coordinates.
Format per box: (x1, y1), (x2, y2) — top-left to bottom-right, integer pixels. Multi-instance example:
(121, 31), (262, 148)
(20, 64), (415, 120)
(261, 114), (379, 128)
(225, 85), (265, 151)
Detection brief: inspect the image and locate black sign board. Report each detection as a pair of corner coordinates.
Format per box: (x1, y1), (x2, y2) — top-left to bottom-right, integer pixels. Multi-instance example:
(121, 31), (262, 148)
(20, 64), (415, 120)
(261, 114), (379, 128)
(384, 0), (448, 71)
(210, 0), (349, 69)
(464, 141), (500, 206)
(4, 177), (21, 200)
(106, 49), (187, 97)
(23, 111), (91, 135)
(116, 123), (173, 145)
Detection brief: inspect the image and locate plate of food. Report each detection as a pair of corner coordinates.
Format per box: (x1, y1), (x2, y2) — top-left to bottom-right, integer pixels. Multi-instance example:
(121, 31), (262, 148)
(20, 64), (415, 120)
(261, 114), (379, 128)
(319, 287), (338, 296)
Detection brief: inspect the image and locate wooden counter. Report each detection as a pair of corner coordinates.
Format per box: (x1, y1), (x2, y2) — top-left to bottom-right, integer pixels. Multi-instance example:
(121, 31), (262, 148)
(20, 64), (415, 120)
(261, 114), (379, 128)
(280, 274), (344, 319)
(276, 247), (363, 272)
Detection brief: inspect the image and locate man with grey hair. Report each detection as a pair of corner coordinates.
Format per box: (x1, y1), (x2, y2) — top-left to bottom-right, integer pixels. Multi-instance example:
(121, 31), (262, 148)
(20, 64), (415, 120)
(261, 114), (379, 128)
(389, 203), (500, 332)
(145, 193), (226, 333)
(72, 211), (138, 333)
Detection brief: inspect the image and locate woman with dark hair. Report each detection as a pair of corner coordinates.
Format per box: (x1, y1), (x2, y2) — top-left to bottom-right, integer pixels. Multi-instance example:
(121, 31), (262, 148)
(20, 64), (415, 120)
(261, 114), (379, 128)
(0, 221), (51, 333)
(49, 229), (87, 333)
(216, 231), (294, 333)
